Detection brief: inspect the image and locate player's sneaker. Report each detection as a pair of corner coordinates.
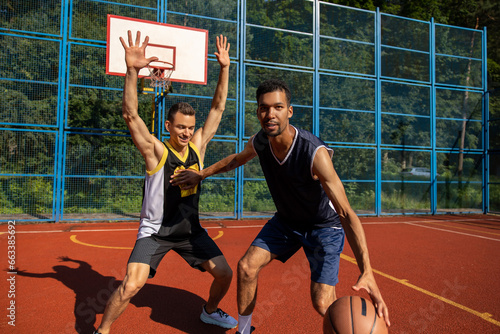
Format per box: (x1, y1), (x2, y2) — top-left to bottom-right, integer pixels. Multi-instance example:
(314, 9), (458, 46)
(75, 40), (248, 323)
(236, 326), (255, 334)
(200, 305), (238, 329)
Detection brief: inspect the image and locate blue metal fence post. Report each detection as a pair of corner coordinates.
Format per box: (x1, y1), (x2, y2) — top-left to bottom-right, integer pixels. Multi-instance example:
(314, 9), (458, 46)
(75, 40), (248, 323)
(483, 26), (489, 213)
(237, 0), (247, 219)
(54, 0), (72, 222)
(430, 18), (437, 214)
(158, 0), (166, 142)
(313, 0), (320, 137)
(375, 8), (382, 216)
(160, 0), (165, 22)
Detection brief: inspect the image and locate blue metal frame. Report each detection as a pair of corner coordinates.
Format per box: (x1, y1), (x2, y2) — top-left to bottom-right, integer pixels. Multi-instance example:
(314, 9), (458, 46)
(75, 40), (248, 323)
(430, 18), (437, 214)
(482, 27), (489, 213)
(54, 0), (70, 222)
(313, 0), (320, 137)
(375, 7), (382, 216)
(237, 0), (246, 219)
(0, 0), (490, 222)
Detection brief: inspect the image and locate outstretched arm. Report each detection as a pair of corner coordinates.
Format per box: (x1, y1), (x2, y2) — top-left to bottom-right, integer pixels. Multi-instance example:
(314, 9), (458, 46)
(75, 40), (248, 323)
(171, 136), (257, 189)
(15, 270), (53, 278)
(312, 147), (390, 327)
(58, 256), (90, 270)
(191, 35), (231, 162)
(119, 30), (164, 171)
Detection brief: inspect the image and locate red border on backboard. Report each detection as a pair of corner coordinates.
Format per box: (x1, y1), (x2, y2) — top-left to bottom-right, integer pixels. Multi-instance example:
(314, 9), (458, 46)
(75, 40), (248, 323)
(147, 44), (176, 70)
(106, 14), (208, 85)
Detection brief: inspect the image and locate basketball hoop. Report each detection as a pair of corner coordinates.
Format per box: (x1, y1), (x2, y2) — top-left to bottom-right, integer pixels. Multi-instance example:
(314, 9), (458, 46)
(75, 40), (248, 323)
(147, 61), (174, 91)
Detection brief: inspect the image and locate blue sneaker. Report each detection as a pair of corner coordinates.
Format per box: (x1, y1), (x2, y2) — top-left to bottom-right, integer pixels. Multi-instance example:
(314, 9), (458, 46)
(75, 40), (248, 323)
(200, 306), (238, 329)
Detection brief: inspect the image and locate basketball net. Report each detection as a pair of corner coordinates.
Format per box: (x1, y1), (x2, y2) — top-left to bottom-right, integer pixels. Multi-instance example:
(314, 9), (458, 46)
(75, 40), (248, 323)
(147, 61), (174, 92)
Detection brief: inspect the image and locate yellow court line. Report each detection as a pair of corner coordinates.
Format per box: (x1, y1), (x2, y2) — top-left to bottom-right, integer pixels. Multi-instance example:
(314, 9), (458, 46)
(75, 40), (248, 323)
(70, 231), (224, 250)
(212, 231), (223, 240)
(340, 254), (500, 327)
(70, 235), (133, 249)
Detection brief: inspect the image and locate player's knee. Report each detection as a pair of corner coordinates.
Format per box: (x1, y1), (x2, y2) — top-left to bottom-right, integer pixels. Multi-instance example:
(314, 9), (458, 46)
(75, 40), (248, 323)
(120, 279), (144, 299)
(222, 265), (233, 280)
(214, 263), (233, 282)
(237, 258), (256, 281)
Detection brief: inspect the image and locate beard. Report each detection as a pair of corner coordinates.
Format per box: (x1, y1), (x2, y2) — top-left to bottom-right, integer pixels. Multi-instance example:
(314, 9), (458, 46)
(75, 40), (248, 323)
(262, 122), (285, 137)
(265, 128), (284, 137)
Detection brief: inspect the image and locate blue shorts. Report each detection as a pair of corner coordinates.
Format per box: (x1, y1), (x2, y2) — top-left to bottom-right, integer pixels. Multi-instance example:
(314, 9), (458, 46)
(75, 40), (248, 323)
(252, 216), (345, 286)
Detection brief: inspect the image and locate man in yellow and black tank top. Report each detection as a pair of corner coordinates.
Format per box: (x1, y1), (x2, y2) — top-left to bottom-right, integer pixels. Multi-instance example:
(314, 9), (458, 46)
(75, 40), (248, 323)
(94, 33), (237, 334)
(160, 141), (203, 240)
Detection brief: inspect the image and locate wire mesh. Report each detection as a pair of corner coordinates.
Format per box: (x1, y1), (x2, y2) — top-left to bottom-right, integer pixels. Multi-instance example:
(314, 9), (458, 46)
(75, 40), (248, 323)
(0, 0), (491, 221)
(70, 0), (157, 41)
(381, 82), (431, 116)
(1, 35), (60, 83)
(167, 0), (238, 21)
(62, 177), (144, 219)
(0, 82), (59, 126)
(0, 0), (61, 35)
(0, 130), (56, 175)
(320, 109), (375, 144)
(0, 176), (54, 220)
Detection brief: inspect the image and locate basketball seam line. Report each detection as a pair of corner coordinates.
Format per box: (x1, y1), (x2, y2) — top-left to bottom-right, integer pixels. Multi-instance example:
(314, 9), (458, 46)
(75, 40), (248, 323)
(350, 296), (354, 334)
(369, 310), (377, 334)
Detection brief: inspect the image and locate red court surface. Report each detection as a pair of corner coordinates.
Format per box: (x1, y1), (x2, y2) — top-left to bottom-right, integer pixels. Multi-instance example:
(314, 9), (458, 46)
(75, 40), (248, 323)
(1, 214), (499, 333)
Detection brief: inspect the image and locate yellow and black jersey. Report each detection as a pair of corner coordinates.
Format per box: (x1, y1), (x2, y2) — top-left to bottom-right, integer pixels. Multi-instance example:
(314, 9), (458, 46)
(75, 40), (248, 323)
(137, 141), (204, 241)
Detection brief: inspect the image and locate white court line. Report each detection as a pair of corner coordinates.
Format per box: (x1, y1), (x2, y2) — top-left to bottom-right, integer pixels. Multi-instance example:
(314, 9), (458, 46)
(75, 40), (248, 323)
(404, 222), (500, 241)
(362, 221), (404, 225)
(365, 218), (495, 225)
(3, 225), (265, 235)
(223, 225), (265, 229)
(11, 228), (137, 234)
(2, 218), (495, 235)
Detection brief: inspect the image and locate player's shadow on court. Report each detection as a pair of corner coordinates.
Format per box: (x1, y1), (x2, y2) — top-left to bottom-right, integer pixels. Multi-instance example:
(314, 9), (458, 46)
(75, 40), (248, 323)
(15, 257), (228, 333)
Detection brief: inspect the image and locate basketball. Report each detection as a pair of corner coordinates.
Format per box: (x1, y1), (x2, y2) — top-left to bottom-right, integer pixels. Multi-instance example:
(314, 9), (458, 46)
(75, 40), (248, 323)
(323, 296), (388, 334)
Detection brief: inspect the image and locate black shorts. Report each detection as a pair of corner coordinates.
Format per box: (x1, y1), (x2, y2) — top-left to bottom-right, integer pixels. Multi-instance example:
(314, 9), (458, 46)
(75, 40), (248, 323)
(128, 231), (223, 278)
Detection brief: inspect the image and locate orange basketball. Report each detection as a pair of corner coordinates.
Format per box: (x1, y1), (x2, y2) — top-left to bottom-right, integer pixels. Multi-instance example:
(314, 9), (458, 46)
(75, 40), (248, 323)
(323, 296), (388, 334)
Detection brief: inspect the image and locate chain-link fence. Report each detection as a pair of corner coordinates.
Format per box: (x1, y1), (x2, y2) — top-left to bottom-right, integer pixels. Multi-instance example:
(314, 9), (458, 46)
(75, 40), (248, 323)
(0, 0), (490, 222)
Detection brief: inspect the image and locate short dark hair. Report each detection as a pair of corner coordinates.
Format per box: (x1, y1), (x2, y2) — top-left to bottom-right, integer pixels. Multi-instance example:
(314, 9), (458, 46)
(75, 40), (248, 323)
(167, 102), (195, 122)
(256, 79), (291, 106)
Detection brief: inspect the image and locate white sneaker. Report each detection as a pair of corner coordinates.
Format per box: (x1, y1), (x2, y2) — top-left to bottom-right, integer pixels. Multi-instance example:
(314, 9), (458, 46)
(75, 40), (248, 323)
(200, 306), (238, 329)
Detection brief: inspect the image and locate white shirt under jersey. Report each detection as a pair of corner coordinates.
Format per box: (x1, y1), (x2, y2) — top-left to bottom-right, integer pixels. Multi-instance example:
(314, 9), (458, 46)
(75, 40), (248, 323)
(137, 147), (168, 240)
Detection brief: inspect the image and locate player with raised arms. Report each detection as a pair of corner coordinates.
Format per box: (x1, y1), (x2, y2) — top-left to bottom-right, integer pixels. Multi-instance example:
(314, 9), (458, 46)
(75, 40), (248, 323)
(94, 31), (237, 333)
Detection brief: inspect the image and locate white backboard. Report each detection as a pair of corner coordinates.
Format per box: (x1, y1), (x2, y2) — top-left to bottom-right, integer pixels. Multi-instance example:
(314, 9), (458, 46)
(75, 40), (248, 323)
(106, 15), (208, 85)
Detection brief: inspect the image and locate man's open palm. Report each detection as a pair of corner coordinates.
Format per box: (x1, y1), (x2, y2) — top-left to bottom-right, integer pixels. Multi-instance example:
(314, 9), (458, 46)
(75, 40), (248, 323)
(120, 30), (158, 71)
